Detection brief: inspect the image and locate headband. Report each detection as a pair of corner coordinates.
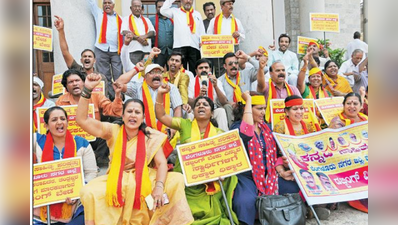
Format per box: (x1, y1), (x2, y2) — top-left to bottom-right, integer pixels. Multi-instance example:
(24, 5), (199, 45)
(309, 67), (323, 77)
(308, 41), (320, 49)
(285, 98), (303, 108)
(251, 96), (266, 105)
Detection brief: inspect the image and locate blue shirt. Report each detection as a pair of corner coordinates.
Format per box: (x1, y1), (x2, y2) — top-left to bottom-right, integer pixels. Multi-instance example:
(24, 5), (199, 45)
(149, 15), (174, 55)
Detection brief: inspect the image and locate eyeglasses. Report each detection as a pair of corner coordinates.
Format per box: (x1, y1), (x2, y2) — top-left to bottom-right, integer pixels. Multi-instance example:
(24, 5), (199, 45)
(227, 61), (239, 66)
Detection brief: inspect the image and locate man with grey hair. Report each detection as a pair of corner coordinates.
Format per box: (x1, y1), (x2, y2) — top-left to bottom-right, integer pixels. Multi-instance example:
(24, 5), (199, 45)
(88, 0), (123, 101)
(339, 49), (365, 91)
(121, 0), (156, 65)
(345, 31), (368, 61)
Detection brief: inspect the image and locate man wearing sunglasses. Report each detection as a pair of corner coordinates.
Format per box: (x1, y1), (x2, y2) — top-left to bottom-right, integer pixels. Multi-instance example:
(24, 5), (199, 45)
(218, 50), (259, 126)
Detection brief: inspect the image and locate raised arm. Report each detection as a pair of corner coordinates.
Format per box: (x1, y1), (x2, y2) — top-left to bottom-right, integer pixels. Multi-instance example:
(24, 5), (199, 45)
(155, 83), (173, 128)
(121, 33), (135, 72)
(76, 73), (107, 138)
(297, 51), (311, 94)
(241, 91), (253, 125)
(54, 16), (74, 68)
(257, 55), (267, 93)
(116, 61), (144, 84)
(358, 57), (368, 73)
(160, 0), (175, 18)
(210, 74), (228, 106)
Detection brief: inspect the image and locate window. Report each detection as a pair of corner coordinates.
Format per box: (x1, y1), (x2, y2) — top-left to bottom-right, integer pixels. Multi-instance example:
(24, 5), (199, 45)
(36, 4), (53, 62)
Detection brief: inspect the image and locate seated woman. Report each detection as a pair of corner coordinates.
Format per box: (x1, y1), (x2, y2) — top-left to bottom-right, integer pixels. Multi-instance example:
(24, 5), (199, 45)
(33, 106), (97, 225)
(322, 60), (353, 96)
(329, 92), (368, 213)
(230, 92), (278, 225)
(273, 95), (331, 220)
(76, 74), (193, 225)
(155, 83), (239, 225)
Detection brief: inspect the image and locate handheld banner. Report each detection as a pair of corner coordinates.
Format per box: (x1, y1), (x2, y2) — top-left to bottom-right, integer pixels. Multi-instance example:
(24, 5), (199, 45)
(270, 99), (316, 130)
(314, 97), (344, 126)
(201, 35), (234, 58)
(310, 13), (340, 33)
(273, 121), (368, 205)
(51, 74), (63, 96)
(36, 104), (96, 141)
(297, 36), (318, 55)
(33, 25), (53, 51)
(33, 157), (84, 207)
(177, 129), (252, 186)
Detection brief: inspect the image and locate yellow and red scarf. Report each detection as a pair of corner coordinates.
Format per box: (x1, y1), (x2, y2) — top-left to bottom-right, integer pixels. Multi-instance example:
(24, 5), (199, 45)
(180, 7), (196, 34)
(154, 14), (173, 48)
(129, 14), (149, 37)
(308, 86), (329, 99)
(214, 13), (239, 44)
(33, 93), (46, 132)
(142, 80), (174, 157)
(338, 112), (368, 126)
(265, 79), (293, 123)
(190, 119), (220, 194)
(98, 12), (123, 54)
(105, 126), (151, 209)
(225, 72), (245, 103)
(40, 131), (76, 221)
(284, 118), (309, 136)
(195, 76), (214, 101)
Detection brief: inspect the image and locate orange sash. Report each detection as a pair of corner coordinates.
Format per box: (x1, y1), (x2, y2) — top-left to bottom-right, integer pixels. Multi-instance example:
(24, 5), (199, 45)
(338, 112), (368, 126)
(98, 12), (123, 54)
(214, 13), (238, 44)
(194, 75), (214, 101)
(129, 14), (149, 37)
(265, 79), (293, 123)
(225, 72), (245, 103)
(180, 7), (196, 34)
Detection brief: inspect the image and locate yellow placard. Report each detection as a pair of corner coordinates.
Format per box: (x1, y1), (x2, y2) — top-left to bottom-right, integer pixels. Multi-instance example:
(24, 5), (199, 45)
(33, 157), (84, 207)
(36, 104), (96, 142)
(270, 99), (316, 130)
(200, 35), (234, 58)
(177, 129), (252, 186)
(297, 36), (318, 55)
(33, 25), (53, 51)
(310, 13), (340, 33)
(314, 97), (344, 126)
(273, 122), (368, 205)
(62, 81), (105, 96)
(52, 74), (64, 96)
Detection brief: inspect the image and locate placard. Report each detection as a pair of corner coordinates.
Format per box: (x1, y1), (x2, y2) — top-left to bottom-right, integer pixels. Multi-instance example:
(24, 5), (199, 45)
(52, 74), (64, 96)
(314, 97), (344, 126)
(177, 129), (252, 186)
(201, 35), (234, 58)
(33, 157), (84, 207)
(310, 13), (340, 33)
(270, 99), (316, 130)
(33, 25), (53, 51)
(297, 36), (318, 55)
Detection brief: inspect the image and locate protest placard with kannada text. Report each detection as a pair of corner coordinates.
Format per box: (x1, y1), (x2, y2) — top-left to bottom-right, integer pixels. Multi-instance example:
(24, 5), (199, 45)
(297, 36), (318, 55)
(52, 74), (64, 96)
(33, 157), (84, 207)
(177, 129), (252, 186)
(273, 121), (368, 205)
(270, 99), (316, 130)
(36, 104), (96, 141)
(33, 25), (53, 51)
(310, 13), (340, 33)
(314, 97), (344, 126)
(201, 35), (234, 58)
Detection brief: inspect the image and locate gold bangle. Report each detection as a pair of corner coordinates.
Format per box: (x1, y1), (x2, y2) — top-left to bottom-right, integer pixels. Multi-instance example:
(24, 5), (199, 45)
(155, 101), (164, 105)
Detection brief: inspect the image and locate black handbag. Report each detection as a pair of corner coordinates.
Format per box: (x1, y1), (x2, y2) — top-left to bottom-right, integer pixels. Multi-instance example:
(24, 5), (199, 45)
(256, 193), (307, 225)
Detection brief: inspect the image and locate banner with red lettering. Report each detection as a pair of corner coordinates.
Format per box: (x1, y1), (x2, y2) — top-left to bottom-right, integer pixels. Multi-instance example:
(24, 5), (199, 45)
(273, 121), (368, 205)
(33, 157), (84, 207)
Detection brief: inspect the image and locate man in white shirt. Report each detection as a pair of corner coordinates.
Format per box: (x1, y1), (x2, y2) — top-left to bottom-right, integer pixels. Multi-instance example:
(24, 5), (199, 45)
(345, 31), (368, 61)
(339, 49), (364, 90)
(160, 0), (206, 74)
(88, 0), (123, 100)
(267, 34), (299, 86)
(121, 0), (155, 65)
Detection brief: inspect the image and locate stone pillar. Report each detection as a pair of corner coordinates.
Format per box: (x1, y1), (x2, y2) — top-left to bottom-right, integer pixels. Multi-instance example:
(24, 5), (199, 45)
(299, 0), (325, 39)
(233, 0), (274, 53)
(363, 0), (368, 43)
(51, 0), (96, 75)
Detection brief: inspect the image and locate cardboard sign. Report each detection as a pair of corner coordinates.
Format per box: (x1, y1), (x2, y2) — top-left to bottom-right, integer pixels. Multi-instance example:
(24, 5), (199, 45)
(36, 104), (96, 141)
(201, 35), (234, 58)
(314, 97), (344, 126)
(33, 157), (84, 207)
(177, 129), (252, 186)
(52, 74), (64, 96)
(270, 99), (316, 130)
(273, 121), (368, 205)
(297, 36), (318, 55)
(33, 25), (53, 51)
(310, 13), (340, 33)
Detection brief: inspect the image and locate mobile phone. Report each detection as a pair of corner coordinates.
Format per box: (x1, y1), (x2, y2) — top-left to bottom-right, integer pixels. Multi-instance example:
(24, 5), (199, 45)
(145, 193), (170, 210)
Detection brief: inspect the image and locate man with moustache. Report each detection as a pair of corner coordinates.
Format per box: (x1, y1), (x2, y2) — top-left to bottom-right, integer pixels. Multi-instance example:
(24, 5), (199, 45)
(267, 34), (299, 86)
(162, 52), (191, 113)
(56, 69), (126, 165)
(54, 16), (111, 98)
(149, 0), (174, 67)
(121, 0), (155, 64)
(202, 2), (216, 32)
(33, 76), (55, 131)
(257, 57), (301, 124)
(88, 0), (123, 100)
(218, 51), (259, 126)
(188, 58), (229, 131)
(160, 0), (206, 74)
